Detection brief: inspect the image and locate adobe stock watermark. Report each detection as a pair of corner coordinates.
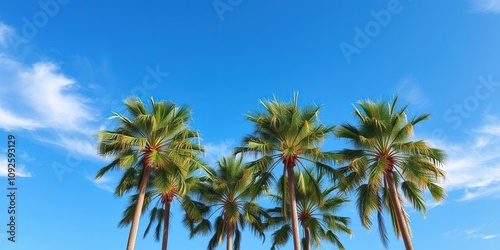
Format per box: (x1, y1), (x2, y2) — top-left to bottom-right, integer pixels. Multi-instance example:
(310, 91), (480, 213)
(213, 0), (243, 21)
(339, 0), (409, 64)
(443, 75), (500, 130)
(51, 64), (169, 182)
(52, 146), (83, 182)
(109, 64), (170, 112)
(5, 0), (69, 57)
(432, 74), (500, 142)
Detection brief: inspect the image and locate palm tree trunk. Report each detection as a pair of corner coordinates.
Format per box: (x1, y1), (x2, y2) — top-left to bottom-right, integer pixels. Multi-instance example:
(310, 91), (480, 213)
(304, 227), (311, 250)
(162, 201), (171, 250)
(385, 171), (413, 250)
(126, 164), (152, 250)
(287, 166), (302, 250)
(226, 225), (233, 250)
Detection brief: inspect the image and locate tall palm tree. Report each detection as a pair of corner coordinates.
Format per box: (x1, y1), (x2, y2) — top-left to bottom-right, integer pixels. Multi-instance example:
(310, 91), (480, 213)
(268, 169), (352, 250)
(334, 96), (446, 250)
(192, 156), (268, 250)
(117, 162), (210, 250)
(234, 93), (335, 250)
(96, 97), (204, 250)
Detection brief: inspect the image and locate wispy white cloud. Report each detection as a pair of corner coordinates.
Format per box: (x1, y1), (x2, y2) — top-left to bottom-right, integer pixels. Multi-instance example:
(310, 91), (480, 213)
(0, 58), (96, 132)
(0, 21), (101, 161)
(0, 23), (14, 46)
(470, 0), (500, 13)
(429, 116), (500, 201)
(18, 150), (35, 162)
(86, 174), (114, 193)
(58, 137), (97, 159)
(459, 185), (500, 201)
(483, 235), (497, 239)
(0, 55), (101, 160)
(0, 108), (42, 130)
(443, 225), (498, 240)
(395, 75), (430, 109)
(0, 155), (32, 177)
(465, 226), (485, 236)
(204, 139), (235, 164)
(425, 200), (442, 210)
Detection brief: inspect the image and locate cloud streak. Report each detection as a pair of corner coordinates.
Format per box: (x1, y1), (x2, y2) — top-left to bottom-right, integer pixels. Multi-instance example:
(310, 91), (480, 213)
(396, 75), (430, 108)
(204, 139), (235, 164)
(470, 0), (500, 13)
(0, 23), (14, 46)
(0, 155), (32, 177)
(0, 21), (100, 160)
(443, 224), (497, 240)
(0, 57), (95, 132)
(86, 174), (114, 193)
(430, 116), (500, 201)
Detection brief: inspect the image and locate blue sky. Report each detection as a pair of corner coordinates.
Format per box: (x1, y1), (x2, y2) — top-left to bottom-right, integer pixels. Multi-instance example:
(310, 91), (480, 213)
(1, 0), (500, 249)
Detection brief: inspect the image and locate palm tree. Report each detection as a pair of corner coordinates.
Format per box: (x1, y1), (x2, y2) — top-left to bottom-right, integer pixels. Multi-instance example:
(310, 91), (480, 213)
(96, 97), (204, 250)
(268, 169), (352, 250)
(334, 96), (446, 250)
(234, 93), (335, 250)
(192, 156), (268, 250)
(117, 162), (210, 250)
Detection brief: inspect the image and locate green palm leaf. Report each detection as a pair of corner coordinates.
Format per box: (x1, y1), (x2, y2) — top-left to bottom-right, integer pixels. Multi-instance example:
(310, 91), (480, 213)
(96, 97), (205, 250)
(268, 169), (351, 250)
(334, 96), (446, 250)
(192, 156), (268, 250)
(237, 93), (335, 250)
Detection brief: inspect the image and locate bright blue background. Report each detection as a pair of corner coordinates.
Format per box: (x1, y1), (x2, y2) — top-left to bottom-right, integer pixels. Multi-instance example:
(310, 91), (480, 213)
(1, 0), (500, 249)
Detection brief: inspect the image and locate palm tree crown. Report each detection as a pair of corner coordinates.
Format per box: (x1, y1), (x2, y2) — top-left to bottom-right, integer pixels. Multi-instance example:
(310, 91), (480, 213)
(192, 156), (268, 250)
(96, 97), (204, 250)
(234, 93), (336, 250)
(334, 97), (446, 250)
(117, 162), (209, 250)
(268, 169), (352, 250)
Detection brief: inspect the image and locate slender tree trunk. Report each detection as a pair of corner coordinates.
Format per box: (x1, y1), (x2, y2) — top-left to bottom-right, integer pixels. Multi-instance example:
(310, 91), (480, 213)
(226, 225), (233, 250)
(287, 166), (301, 250)
(385, 171), (413, 250)
(126, 165), (152, 250)
(304, 227), (311, 250)
(162, 201), (171, 250)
